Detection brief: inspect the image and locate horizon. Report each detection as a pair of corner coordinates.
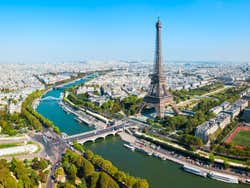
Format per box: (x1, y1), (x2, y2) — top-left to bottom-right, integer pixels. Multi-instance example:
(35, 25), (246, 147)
(0, 0), (250, 63)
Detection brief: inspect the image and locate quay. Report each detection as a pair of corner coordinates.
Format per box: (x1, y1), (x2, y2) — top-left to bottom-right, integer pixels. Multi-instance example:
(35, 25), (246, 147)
(60, 101), (107, 129)
(118, 132), (250, 185)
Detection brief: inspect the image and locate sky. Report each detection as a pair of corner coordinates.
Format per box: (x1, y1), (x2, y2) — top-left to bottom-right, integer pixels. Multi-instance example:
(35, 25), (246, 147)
(0, 0), (250, 63)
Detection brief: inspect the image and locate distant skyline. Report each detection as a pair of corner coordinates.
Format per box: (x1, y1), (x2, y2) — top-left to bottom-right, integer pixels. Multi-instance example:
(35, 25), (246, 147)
(0, 0), (250, 63)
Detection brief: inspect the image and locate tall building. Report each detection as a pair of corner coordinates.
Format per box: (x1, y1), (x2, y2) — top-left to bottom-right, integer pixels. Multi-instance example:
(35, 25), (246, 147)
(138, 18), (180, 118)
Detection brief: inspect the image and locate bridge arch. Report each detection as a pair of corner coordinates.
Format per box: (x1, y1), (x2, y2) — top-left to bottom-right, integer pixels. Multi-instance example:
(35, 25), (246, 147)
(94, 136), (106, 142)
(78, 139), (94, 144)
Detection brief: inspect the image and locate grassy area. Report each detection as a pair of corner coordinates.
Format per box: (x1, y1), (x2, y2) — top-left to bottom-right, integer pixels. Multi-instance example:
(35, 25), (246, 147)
(231, 130), (250, 147)
(173, 82), (224, 103)
(0, 142), (23, 149)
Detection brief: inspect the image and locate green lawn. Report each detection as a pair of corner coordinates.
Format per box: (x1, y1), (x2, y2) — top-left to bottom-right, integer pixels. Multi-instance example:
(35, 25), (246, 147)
(231, 130), (250, 148)
(0, 142), (23, 149)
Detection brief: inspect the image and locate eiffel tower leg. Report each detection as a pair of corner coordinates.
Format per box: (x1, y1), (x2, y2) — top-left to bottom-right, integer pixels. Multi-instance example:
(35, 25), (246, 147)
(156, 102), (165, 118)
(169, 102), (181, 115)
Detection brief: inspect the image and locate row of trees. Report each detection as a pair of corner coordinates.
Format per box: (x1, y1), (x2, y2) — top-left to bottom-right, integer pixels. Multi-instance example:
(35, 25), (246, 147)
(179, 134), (203, 150)
(21, 90), (44, 131)
(59, 149), (119, 188)
(212, 143), (250, 160)
(21, 90), (60, 133)
(58, 149), (149, 188)
(84, 150), (149, 188)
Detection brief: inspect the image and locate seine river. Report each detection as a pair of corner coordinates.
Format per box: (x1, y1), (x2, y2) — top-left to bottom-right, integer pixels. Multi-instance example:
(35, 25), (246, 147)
(36, 76), (247, 188)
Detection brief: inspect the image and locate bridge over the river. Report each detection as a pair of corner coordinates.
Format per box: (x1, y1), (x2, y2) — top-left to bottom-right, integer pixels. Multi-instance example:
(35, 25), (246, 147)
(63, 123), (137, 144)
(40, 96), (61, 101)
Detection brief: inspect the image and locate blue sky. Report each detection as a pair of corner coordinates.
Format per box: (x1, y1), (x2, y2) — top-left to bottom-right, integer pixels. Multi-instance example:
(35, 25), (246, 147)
(0, 0), (250, 63)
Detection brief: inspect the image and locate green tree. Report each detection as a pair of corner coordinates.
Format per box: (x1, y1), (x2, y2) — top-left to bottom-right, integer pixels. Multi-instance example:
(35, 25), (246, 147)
(223, 159), (230, 169)
(54, 167), (65, 181)
(209, 153), (215, 164)
(133, 179), (149, 188)
(0, 164), (17, 188)
(246, 159), (250, 167)
(98, 172), (119, 188)
(68, 164), (77, 180)
(89, 172), (100, 188)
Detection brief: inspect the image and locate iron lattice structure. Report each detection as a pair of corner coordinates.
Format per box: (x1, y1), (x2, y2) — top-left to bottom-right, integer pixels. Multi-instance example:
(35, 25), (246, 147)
(138, 18), (180, 118)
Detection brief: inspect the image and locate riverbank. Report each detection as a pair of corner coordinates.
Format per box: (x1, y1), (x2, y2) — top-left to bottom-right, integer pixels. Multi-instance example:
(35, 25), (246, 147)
(118, 132), (250, 185)
(59, 100), (107, 130)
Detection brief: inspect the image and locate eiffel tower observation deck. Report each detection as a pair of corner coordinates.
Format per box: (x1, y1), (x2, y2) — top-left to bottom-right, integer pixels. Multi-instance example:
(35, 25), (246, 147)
(139, 18), (180, 118)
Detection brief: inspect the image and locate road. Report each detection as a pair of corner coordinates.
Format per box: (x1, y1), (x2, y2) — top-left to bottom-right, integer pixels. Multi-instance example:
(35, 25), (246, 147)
(32, 128), (69, 188)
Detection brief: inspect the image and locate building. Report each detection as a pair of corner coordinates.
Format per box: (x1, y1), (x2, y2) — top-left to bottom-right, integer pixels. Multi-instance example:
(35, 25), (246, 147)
(196, 98), (249, 143)
(224, 99), (248, 118)
(209, 106), (223, 115)
(195, 112), (231, 143)
(220, 101), (231, 110)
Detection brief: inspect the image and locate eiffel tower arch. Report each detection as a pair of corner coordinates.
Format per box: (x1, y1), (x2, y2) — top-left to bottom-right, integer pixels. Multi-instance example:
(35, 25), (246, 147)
(137, 18), (180, 118)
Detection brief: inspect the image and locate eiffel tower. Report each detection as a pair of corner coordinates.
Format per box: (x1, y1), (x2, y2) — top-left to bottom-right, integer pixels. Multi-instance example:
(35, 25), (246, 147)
(138, 18), (180, 118)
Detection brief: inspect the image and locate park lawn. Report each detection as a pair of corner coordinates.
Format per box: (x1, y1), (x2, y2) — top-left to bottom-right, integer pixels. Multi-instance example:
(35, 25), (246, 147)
(0, 142), (23, 149)
(231, 130), (250, 148)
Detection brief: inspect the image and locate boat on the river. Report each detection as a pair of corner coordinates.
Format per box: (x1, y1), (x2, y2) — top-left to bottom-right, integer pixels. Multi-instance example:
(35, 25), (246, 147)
(208, 172), (239, 184)
(123, 144), (135, 151)
(183, 164), (207, 177)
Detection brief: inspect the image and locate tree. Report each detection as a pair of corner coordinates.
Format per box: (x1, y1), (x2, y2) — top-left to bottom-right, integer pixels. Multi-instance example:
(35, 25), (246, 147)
(209, 153), (215, 164)
(78, 178), (87, 188)
(39, 171), (48, 183)
(68, 164), (77, 180)
(179, 134), (203, 149)
(114, 171), (127, 183)
(85, 150), (94, 160)
(77, 157), (94, 178)
(89, 172), (100, 188)
(54, 167), (65, 182)
(223, 159), (230, 169)
(31, 157), (48, 170)
(246, 159), (250, 167)
(73, 141), (85, 153)
(64, 182), (76, 188)
(133, 179), (149, 188)
(0, 164), (17, 188)
(98, 172), (119, 188)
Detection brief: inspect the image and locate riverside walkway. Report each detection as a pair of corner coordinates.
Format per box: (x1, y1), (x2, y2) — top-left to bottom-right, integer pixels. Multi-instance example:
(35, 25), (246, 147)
(119, 132), (250, 184)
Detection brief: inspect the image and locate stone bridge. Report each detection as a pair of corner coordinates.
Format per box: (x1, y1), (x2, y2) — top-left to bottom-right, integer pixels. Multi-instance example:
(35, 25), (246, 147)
(63, 123), (138, 144)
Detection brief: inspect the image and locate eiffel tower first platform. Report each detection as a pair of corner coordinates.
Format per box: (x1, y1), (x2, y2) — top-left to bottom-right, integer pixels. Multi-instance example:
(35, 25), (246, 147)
(138, 18), (180, 118)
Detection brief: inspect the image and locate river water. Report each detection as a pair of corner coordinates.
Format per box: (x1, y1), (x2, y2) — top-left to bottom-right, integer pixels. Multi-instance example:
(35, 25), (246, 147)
(36, 76), (248, 188)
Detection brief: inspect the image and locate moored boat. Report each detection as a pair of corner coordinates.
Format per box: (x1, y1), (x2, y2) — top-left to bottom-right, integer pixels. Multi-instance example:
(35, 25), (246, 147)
(208, 172), (239, 184)
(183, 164), (207, 177)
(123, 144), (135, 151)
